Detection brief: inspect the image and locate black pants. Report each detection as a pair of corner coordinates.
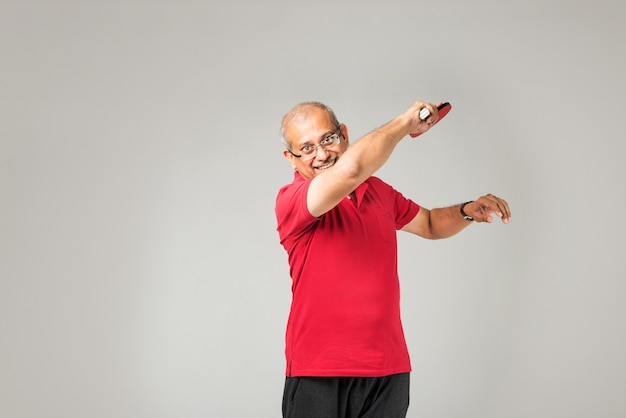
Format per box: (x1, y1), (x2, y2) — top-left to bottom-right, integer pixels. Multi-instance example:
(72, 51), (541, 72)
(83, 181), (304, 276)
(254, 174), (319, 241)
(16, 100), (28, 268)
(282, 373), (410, 418)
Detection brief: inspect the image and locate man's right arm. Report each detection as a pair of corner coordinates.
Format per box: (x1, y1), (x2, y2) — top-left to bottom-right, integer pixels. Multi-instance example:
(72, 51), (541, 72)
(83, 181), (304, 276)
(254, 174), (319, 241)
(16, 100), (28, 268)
(307, 101), (439, 217)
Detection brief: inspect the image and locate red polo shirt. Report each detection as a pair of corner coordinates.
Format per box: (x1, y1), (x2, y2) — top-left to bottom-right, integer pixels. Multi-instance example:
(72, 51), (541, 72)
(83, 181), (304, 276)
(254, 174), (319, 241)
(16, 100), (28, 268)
(276, 172), (420, 377)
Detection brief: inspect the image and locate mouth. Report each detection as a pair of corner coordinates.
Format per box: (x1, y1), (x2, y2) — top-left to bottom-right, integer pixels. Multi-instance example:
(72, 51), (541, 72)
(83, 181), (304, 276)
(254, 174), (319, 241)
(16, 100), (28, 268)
(313, 157), (336, 171)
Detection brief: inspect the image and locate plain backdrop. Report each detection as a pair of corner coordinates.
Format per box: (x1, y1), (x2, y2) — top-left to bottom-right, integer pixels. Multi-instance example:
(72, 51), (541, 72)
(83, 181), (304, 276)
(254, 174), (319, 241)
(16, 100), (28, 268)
(2, 1), (625, 417)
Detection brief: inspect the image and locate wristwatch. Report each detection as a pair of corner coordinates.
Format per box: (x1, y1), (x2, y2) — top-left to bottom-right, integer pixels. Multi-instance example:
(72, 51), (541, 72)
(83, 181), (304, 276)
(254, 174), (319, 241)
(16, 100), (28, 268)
(460, 201), (474, 221)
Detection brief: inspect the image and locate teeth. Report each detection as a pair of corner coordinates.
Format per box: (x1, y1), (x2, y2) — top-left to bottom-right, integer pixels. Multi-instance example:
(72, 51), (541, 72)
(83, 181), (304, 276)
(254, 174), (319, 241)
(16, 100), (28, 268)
(316, 160), (335, 170)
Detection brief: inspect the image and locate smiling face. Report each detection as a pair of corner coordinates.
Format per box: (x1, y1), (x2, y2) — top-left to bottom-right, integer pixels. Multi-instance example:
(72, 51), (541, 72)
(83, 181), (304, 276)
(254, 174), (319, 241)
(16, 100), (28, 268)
(282, 105), (349, 179)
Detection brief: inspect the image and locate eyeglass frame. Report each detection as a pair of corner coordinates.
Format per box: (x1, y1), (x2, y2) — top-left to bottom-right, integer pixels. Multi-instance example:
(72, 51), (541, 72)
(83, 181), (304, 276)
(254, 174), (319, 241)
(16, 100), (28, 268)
(287, 130), (343, 161)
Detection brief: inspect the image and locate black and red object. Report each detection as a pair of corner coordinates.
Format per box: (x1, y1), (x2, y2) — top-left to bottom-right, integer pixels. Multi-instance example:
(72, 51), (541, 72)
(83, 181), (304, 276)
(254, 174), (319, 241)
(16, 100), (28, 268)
(410, 102), (451, 138)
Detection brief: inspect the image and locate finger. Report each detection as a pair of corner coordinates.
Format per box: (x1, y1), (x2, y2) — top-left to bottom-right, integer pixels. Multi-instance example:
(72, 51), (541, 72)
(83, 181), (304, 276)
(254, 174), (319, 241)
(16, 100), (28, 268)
(418, 103), (436, 122)
(490, 194), (511, 223)
(426, 103), (438, 124)
(500, 199), (511, 223)
(483, 194), (511, 223)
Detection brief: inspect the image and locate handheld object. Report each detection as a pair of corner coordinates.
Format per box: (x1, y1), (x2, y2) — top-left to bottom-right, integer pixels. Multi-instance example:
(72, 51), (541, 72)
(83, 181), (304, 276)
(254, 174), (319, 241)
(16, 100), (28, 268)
(410, 102), (451, 138)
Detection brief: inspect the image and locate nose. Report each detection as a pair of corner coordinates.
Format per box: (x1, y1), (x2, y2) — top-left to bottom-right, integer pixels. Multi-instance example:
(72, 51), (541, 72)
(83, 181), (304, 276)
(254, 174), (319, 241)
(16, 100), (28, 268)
(314, 145), (330, 160)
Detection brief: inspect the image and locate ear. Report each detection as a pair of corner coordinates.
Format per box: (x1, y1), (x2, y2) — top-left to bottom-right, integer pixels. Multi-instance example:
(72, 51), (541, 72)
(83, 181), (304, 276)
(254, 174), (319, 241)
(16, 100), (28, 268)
(283, 149), (297, 170)
(339, 123), (349, 147)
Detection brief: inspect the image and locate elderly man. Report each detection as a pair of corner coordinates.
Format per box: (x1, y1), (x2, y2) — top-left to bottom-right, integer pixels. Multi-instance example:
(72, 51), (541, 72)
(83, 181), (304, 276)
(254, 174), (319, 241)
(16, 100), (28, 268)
(275, 100), (510, 418)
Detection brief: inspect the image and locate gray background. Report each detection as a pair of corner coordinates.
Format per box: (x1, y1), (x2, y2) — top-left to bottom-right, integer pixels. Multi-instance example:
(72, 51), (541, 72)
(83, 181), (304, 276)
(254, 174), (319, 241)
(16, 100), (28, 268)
(2, 0), (625, 417)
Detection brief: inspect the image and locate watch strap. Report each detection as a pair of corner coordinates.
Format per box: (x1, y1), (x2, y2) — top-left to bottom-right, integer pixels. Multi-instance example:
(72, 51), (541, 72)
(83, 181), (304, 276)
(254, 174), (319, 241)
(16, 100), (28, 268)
(460, 201), (474, 221)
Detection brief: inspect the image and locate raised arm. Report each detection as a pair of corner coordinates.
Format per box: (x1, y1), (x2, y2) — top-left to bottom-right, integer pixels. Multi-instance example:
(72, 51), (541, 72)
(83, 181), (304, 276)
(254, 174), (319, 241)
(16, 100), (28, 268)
(290, 101), (440, 217)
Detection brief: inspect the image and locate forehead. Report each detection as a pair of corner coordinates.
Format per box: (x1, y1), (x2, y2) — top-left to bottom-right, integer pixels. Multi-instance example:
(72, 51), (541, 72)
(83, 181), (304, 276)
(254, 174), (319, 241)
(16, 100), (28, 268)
(285, 107), (336, 145)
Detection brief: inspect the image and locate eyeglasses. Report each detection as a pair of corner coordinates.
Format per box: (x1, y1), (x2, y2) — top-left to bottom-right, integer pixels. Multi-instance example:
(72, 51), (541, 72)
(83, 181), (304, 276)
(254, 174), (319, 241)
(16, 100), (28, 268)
(288, 131), (342, 161)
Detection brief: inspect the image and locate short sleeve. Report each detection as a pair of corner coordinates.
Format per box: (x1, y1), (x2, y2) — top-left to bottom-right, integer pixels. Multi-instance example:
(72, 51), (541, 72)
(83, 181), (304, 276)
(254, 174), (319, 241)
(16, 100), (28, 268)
(275, 177), (318, 251)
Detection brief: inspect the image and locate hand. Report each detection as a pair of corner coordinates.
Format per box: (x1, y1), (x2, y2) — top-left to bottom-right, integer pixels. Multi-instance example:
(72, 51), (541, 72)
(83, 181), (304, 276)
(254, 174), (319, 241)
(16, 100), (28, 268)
(466, 194), (511, 224)
(406, 101), (439, 137)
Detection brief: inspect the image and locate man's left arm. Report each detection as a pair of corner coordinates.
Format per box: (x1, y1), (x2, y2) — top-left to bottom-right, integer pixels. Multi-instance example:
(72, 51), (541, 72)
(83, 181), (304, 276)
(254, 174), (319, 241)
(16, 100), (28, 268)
(401, 194), (511, 239)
